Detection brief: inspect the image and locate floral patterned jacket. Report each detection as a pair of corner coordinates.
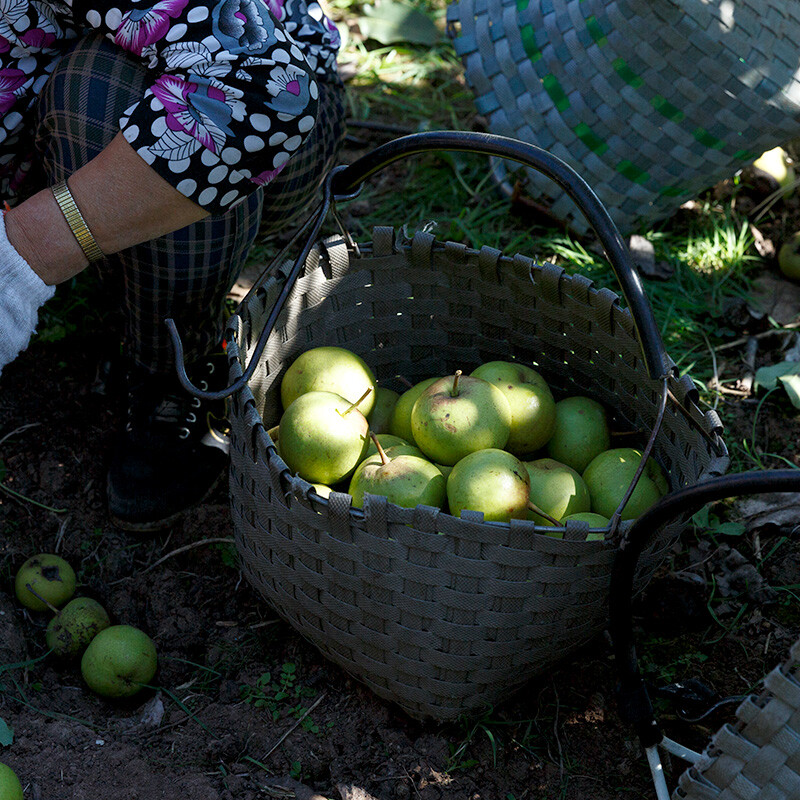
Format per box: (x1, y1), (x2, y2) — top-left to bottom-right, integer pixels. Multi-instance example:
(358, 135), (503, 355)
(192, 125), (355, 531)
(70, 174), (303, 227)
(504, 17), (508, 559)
(0, 0), (340, 213)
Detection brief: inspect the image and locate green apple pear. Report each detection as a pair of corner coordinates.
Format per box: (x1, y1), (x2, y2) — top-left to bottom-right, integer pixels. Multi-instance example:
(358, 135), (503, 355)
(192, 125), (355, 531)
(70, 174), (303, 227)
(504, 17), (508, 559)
(267, 424), (280, 456)
(310, 483), (333, 498)
(364, 433), (411, 459)
(280, 346), (377, 417)
(389, 377), (439, 444)
(367, 386), (400, 434)
(582, 448), (664, 520)
(447, 448), (530, 522)
(470, 360), (556, 455)
(562, 512), (611, 540)
(279, 390), (371, 484)
(525, 458), (591, 526)
(46, 597), (111, 658)
(15, 553), (76, 612)
(753, 146), (795, 198)
(0, 763), (23, 800)
(546, 396), (611, 474)
(349, 436), (446, 510)
(778, 231), (800, 281)
(81, 625), (157, 698)
(411, 371), (512, 466)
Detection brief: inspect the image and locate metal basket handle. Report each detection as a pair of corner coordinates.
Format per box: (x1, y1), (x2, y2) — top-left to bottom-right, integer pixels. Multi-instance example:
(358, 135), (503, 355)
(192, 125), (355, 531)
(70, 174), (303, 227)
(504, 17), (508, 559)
(168, 130), (672, 399)
(609, 469), (800, 749)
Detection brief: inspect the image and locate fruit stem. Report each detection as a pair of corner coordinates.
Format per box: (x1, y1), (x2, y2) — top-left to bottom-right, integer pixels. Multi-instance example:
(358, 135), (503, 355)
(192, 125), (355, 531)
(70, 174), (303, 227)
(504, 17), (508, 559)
(450, 369), (462, 397)
(370, 431), (389, 466)
(342, 387), (372, 416)
(396, 374), (413, 389)
(527, 501), (562, 527)
(25, 583), (61, 615)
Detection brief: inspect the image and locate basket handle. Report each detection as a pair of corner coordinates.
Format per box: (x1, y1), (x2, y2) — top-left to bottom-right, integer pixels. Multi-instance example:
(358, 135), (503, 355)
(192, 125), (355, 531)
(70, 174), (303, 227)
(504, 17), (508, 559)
(330, 130), (672, 382)
(168, 130), (671, 399)
(608, 469), (800, 748)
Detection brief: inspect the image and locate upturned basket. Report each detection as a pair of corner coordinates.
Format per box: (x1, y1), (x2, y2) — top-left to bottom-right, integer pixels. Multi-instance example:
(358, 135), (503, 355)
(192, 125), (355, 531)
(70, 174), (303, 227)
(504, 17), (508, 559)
(446, 0), (800, 234)
(171, 131), (729, 722)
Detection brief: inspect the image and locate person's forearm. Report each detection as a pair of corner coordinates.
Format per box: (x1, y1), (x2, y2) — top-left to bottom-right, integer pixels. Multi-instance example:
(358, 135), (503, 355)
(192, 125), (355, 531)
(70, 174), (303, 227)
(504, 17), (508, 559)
(5, 132), (209, 285)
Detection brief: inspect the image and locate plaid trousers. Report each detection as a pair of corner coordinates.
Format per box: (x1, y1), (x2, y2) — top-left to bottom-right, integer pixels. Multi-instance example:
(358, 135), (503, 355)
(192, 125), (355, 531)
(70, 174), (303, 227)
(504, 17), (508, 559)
(32, 32), (347, 374)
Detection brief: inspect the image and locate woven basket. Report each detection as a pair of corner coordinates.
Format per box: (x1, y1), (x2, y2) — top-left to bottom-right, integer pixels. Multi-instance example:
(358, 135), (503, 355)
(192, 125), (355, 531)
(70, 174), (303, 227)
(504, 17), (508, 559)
(446, 0), (800, 234)
(675, 637), (800, 799)
(216, 132), (730, 722)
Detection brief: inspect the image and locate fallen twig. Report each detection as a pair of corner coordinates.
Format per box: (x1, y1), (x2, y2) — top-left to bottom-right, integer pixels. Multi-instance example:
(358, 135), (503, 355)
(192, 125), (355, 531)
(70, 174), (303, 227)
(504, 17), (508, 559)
(734, 336), (759, 396)
(714, 322), (800, 352)
(141, 537), (235, 574)
(262, 693), (326, 761)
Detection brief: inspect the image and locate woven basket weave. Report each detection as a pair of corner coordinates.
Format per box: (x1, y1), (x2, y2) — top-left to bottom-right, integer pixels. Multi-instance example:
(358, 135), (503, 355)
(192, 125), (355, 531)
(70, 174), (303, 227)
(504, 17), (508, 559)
(446, 0), (800, 234)
(674, 637), (800, 799)
(223, 215), (729, 721)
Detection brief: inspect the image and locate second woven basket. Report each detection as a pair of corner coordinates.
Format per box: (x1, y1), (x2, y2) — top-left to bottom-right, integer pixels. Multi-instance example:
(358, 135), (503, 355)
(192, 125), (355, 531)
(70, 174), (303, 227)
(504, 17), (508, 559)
(447, 0), (800, 234)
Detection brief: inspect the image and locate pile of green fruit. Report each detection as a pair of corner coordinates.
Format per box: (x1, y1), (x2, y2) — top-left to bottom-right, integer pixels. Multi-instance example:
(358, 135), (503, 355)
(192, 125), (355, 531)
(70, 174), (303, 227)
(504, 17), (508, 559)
(14, 553), (157, 697)
(269, 346), (669, 538)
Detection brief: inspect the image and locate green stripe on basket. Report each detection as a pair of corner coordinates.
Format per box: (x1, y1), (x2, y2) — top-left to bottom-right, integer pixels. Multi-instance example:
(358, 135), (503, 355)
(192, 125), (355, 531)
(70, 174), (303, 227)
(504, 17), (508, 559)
(612, 57), (643, 88)
(616, 160), (649, 184)
(519, 23), (542, 63)
(542, 74), (570, 112)
(574, 122), (608, 154)
(659, 184), (690, 198)
(586, 16), (607, 46)
(693, 127), (725, 150)
(650, 95), (685, 123)
(516, 0), (530, 10)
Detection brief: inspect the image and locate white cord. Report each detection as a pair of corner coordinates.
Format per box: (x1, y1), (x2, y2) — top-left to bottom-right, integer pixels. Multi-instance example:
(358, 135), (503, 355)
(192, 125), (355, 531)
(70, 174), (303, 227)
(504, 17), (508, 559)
(660, 735), (702, 764)
(646, 744), (672, 800)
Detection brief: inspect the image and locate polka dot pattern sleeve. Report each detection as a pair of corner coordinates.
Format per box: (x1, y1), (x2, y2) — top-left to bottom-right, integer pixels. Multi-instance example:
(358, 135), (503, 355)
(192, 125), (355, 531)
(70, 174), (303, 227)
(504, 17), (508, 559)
(80, 0), (323, 214)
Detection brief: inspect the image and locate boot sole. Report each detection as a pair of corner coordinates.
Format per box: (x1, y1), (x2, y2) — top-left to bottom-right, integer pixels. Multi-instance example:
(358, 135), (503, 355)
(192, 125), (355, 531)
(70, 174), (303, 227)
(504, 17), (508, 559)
(108, 470), (226, 533)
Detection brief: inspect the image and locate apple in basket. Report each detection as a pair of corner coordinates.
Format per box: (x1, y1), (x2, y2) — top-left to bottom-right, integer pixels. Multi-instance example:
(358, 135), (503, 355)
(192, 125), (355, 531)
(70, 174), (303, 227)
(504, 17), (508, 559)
(524, 458), (591, 526)
(582, 447), (668, 521)
(279, 389), (371, 485)
(546, 396), (611, 474)
(389, 376), (439, 445)
(411, 371), (512, 466)
(281, 345), (377, 417)
(447, 448), (530, 522)
(470, 360), (556, 456)
(366, 386), (400, 434)
(561, 512), (611, 541)
(349, 434), (446, 510)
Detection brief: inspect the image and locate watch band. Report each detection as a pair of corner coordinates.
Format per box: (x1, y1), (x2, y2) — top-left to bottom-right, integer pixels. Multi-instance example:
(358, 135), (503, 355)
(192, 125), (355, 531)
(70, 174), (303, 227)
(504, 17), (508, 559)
(51, 180), (105, 263)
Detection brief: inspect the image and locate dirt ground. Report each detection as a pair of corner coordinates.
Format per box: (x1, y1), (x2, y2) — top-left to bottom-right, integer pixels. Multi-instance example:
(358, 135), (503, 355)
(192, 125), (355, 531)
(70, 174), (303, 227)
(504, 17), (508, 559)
(3, 135), (800, 800)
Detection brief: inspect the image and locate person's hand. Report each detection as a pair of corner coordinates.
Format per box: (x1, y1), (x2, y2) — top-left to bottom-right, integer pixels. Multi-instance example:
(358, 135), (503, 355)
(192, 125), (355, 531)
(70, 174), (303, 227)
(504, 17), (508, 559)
(0, 212), (55, 377)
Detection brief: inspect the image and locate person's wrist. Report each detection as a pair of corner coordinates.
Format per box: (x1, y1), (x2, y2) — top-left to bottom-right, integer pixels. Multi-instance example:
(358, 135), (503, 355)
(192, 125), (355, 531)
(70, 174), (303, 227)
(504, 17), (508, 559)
(4, 187), (90, 285)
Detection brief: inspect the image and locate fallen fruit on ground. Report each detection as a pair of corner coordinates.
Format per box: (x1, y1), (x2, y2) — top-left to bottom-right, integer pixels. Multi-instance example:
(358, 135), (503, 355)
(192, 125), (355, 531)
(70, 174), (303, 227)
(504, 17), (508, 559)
(280, 346), (377, 416)
(46, 597), (111, 658)
(778, 231), (800, 280)
(411, 371), (512, 466)
(81, 625), (158, 698)
(447, 448), (530, 522)
(14, 553), (76, 612)
(0, 762), (23, 800)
